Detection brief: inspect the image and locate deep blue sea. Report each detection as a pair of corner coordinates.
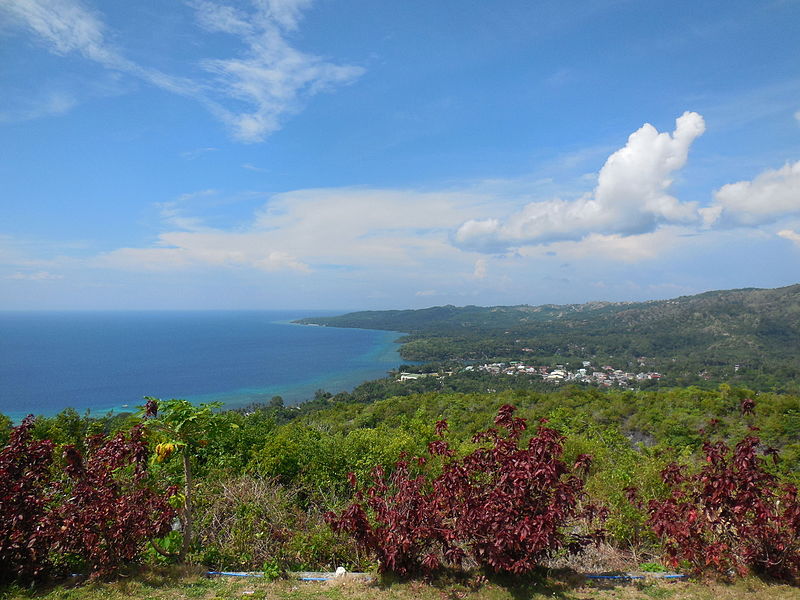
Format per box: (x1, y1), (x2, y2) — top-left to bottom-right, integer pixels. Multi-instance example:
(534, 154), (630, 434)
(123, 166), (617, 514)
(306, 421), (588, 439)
(0, 311), (402, 422)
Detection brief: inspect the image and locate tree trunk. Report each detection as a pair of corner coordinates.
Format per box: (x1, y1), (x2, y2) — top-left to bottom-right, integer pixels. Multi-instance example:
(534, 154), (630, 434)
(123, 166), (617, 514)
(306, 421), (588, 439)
(180, 448), (193, 561)
(150, 537), (179, 558)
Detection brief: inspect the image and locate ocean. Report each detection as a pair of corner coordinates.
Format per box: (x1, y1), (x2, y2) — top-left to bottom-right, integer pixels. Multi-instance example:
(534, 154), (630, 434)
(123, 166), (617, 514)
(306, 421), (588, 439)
(0, 311), (402, 422)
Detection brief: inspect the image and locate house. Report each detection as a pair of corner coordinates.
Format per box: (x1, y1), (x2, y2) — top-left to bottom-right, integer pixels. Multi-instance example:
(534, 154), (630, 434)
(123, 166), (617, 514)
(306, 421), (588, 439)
(398, 372), (431, 382)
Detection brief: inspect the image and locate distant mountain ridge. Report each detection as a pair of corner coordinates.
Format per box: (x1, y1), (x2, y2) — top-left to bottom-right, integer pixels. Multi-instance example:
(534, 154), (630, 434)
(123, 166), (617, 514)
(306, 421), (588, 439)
(297, 284), (800, 390)
(297, 284), (798, 332)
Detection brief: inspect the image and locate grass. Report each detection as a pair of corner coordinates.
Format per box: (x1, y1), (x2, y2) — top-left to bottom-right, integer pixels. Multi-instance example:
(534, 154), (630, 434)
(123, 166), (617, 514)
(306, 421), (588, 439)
(1, 567), (797, 600)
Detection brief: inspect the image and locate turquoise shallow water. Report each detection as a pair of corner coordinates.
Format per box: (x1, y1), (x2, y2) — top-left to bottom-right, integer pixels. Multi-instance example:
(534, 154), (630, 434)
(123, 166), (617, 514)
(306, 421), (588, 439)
(0, 310), (402, 421)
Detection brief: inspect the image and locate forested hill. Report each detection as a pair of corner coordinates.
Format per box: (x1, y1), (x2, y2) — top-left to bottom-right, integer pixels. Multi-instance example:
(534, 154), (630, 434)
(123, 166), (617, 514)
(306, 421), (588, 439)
(297, 284), (800, 391)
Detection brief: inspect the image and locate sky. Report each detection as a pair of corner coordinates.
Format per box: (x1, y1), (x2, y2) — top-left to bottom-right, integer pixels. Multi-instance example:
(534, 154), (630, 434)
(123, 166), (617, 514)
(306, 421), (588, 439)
(1, 0), (799, 311)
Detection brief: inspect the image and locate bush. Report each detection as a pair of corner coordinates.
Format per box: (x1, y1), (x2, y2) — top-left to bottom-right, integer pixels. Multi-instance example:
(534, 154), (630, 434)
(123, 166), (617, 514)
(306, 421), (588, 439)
(0, 416), (55, 583)
(193, 476), (361, 571)
(51, 425), (177, 578)
(327, 405), (605, 576)
(0, 419), (176, 582)
(328, 460), (455, 576)
(435, 405), (605, 574)
(646, 409), (800, 581)
(548, 408), (669, 549)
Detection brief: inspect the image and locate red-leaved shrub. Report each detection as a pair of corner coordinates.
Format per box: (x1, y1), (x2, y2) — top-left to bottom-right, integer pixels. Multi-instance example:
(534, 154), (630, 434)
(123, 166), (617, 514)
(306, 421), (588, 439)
(647, 433), (800, 581)
(0, 416), (56, 583)
(327, 405), (604, 576)
(1, 418), (177, 582)
(434, 405), (604, 574)
(330, 461), (458, 576)
(52, 425), (177, 578)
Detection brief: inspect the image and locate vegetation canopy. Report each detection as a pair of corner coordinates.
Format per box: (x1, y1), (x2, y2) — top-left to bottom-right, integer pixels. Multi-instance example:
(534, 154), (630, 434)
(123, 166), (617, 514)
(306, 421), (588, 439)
(1, 386), (799, 590)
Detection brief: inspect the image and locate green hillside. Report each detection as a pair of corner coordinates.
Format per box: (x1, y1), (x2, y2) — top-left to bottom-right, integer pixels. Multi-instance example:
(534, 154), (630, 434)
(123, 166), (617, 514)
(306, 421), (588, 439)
(296, 284), (800, 391)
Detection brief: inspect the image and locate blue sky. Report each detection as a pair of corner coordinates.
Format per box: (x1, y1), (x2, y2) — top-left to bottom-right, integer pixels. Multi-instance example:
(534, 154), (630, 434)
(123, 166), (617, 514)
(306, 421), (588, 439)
(1, 0), (799, 310)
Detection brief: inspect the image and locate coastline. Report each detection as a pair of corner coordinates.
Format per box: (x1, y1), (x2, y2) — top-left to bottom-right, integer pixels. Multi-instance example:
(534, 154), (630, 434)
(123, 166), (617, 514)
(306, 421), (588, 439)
(183, 328), (404, 411)
(0, 311), (404, 424)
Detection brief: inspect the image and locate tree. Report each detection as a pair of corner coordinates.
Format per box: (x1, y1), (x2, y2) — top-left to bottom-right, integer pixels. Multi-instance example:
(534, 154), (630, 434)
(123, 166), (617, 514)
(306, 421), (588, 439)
(141, 397), (234, 561)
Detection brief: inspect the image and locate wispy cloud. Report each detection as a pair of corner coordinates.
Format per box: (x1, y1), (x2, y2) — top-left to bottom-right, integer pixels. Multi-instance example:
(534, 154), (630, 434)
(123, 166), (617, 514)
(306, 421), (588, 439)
(2, 0), (117, 63)
(180, 147), (218, 160)
(544, 67), (577, 88)
(697, 78), (800, 132)
(94, 235), (313, 274)
(778, 229), (800, 246)
(155, 203), (207, 232)
(191, 0), (364, 142)
(0, 90), (77, 122)
(0, 0), (363, 141)
(0, 234), (86, 268)
(93, 187), (485, 274)
(242, 163), (268, 173)
(472, 258), (488, 279)
(154, 189), (219, 231)
(0, 0), (195, 92)
(517, 227), (693, 264)
(6, 270), (64, 280)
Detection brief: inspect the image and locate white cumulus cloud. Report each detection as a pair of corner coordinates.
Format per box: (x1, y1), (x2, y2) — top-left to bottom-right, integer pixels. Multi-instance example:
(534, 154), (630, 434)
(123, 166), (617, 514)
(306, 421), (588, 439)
(455, 111), (706, 252)
(701, 160), (800, 227)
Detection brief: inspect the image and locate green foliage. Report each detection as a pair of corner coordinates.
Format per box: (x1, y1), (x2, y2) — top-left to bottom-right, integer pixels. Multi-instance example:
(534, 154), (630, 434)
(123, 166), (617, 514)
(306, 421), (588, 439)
(298, 284), (800, 391)
(2, 380), (798, 575)
(0, 415), (11, 446)
(192, 476), (361, 572)
(31, 408), (96, 452)
(26, 408), (137, 452)
(143, 398), (225, 447)
(249, 422), (426, 501)
(144, 531), (183, 565)
(639, 561), (668, 572)
(261, 558), (281, 581)
(283, 525), (358, 571)
(544, 408), (669, 546)
(141, 398), (236, 561)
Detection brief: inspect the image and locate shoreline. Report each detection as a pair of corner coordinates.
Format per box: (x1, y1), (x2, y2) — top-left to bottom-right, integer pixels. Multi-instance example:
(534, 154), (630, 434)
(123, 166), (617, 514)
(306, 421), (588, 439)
(1, 313), (405, 424)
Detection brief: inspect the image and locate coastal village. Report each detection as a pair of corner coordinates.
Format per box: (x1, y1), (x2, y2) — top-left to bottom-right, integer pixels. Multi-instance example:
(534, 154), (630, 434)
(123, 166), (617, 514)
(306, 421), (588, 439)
(399, 361), (663, 388)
